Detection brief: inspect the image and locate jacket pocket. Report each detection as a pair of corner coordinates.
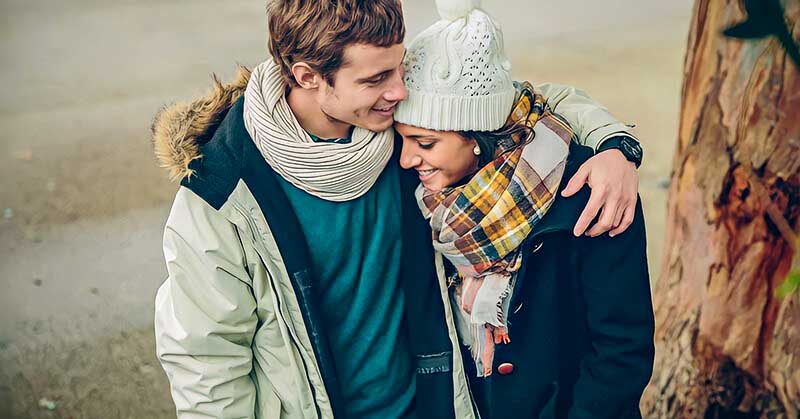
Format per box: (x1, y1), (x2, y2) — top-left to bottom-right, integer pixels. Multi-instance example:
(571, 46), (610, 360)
(538, 382), (560, 419)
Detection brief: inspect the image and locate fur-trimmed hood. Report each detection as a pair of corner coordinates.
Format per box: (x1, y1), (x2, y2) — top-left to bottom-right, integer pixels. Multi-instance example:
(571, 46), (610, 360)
(151, 66), (251, 182)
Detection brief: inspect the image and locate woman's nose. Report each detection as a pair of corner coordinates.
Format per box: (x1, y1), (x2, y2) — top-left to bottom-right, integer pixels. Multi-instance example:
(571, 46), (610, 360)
(399, 141), (422, 169)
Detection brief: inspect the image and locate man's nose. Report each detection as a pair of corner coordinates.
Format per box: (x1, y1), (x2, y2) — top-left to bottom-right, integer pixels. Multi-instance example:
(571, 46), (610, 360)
(384, 69), (408, 103)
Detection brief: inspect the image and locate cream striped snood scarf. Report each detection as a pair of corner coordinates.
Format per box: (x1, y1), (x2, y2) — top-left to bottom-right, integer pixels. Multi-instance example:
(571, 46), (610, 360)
(242, 59), (394, 202)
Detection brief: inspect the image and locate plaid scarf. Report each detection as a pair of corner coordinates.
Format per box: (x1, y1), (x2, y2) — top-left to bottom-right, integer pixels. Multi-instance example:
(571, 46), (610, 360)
(416, 83), (574, 376)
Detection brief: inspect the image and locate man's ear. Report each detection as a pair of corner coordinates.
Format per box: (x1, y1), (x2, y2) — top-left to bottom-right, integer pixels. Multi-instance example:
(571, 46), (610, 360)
(291, 62), (320, 89)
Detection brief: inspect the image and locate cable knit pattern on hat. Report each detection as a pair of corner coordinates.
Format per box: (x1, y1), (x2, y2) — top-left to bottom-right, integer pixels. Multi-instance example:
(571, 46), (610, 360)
(394, 0), (515, 131)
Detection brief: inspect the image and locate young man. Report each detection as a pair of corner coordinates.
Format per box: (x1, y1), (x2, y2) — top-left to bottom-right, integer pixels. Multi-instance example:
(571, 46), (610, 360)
(152, 1), (646, 417)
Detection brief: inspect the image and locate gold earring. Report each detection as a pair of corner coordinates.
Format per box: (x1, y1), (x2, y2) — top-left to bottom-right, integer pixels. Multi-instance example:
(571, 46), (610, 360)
(473, 145), (481, 156)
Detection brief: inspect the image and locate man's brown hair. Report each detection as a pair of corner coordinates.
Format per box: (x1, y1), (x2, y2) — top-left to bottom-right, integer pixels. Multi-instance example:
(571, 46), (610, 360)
(267, 0), (405, 87)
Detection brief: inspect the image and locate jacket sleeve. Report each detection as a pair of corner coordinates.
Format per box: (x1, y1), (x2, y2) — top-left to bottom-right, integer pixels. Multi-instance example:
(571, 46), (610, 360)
(155, 187), (259, 418)
(569, 199), (655, 419)
(533, 82), (638, 151)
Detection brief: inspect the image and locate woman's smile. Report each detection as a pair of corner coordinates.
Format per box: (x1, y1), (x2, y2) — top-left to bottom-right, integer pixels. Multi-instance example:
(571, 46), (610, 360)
(417, 168), (440, 181)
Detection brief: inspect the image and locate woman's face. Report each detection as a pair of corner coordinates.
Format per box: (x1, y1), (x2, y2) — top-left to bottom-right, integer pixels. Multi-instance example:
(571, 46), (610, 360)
(396, 122), (479, 192)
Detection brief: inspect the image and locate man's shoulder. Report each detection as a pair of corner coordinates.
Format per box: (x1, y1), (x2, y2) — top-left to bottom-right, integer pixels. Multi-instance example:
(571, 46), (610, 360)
(181, 97), (253, 209)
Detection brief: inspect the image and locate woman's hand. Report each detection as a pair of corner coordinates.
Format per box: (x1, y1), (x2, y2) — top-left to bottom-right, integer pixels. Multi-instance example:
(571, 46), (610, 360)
(561, 149), (639, 238)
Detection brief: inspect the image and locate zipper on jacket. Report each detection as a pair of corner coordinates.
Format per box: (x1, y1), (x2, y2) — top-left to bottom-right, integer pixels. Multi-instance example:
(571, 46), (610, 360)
(232, 203), (308, 344)
(232, 203), (325, 417)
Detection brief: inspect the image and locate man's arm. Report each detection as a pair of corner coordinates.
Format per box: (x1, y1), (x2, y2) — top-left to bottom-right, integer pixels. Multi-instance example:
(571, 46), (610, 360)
(155, 187), (258, 418)
(535, 82), (637, 150)
(534, 82), (641, 237)
(569, 199), (655, 418)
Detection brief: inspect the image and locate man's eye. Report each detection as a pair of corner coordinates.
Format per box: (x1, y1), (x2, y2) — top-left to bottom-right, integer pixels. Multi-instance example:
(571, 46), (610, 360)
(366, 74), (387, 85)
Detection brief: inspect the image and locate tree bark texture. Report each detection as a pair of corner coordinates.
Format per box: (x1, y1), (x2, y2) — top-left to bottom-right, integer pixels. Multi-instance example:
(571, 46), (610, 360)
(642, 0), (800, 417)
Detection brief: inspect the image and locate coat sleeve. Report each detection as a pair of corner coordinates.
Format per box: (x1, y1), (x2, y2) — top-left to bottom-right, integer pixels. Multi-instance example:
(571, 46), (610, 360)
(569, 199), (655, 419)
(533, 82), (638, 151)
(155, 187), (259, 418)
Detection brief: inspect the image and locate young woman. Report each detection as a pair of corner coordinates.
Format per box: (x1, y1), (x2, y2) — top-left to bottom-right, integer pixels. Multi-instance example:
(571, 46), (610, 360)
(393, 1), (655, 417)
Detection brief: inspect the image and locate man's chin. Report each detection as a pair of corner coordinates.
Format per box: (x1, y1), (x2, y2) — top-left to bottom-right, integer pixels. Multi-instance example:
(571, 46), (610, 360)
(363, 117), (394, 133)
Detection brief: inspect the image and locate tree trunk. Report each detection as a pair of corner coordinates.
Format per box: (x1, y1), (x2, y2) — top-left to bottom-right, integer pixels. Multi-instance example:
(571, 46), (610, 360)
(641, 0), (800, 417)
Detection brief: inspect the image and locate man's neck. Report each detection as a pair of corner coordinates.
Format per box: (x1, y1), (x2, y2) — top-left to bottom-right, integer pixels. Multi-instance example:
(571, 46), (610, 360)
(286, 87), (352, 139)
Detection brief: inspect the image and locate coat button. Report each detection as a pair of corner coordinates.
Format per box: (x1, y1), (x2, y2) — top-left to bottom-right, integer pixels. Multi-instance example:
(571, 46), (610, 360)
(497, 363), (514, 375)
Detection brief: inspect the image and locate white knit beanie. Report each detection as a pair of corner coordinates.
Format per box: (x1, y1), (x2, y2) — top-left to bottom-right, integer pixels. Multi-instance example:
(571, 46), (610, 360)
(394, 0), (515, 132)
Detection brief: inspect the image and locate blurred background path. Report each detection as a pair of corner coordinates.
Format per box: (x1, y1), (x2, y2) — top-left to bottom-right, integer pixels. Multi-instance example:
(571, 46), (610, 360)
(0, 1), (692, 416)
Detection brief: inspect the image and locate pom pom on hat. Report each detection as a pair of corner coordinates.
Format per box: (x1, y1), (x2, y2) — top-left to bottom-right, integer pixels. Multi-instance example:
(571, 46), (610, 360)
(435, 0), (481, 21)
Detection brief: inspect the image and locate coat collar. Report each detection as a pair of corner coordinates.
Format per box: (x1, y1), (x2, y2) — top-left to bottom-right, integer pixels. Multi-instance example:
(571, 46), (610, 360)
(152, 66), (251, 183)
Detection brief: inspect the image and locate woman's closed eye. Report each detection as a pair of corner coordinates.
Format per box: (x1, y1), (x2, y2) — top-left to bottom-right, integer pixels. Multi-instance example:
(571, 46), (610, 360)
(418, 141), (435, 150)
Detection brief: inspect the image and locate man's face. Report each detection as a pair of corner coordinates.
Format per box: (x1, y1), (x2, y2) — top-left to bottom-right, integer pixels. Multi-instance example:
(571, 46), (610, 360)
(317, 43), (407, 133)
